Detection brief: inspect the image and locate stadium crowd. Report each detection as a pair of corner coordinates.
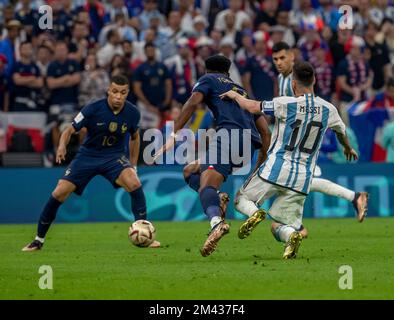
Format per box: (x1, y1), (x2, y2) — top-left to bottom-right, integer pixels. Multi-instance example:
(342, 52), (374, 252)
(0, 0), (394, 165)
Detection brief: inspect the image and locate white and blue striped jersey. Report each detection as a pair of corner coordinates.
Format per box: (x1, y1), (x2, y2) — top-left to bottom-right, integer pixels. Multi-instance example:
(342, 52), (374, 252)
(278, 72), (294, 96)
(258, 94), (346, 195)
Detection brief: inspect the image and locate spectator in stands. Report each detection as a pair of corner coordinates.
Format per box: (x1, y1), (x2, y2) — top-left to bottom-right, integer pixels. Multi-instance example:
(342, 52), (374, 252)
(109, 53), (131, 78)
(132, 28), (162, 66)
(222, 11), (237, 44)
(35, 45), (53, 111)
(15, 0), (40, 38)
(329, 27), (352, 68)
(219, 37), (242, 85)
(290, 0), (323, 35)
(337, 36), (373, 106)
(178, 0), (198, 35)
(11, 41), (43, 112)
(139, 0), (166, 31)
(313, 44), (333, 101)
(191, 15), (209, 38)
(104, 0), (131, 23)
(47, 41), (81, 155)
(276, 9), (296, 47)
(364, 22), (390, 94)
(80, 0), (106, 41)
(164, 37), (196, 105)
(1, 5), (15, 34)
(78, 53), (109, 108)
(0, 54), (9, 112)
(209, 28), (223, 53)
(241, 31), (276, 101)
(196, 0), (227, 33)
(0, 20), (23, 77)
(352, 0), (370, 36)
(269, 25), (287, 48)
(254, 0), (279, 30)
(133, 42), (172, 128)
(297, 27), (330, 66)
(235, 30), (255, 70)
(96, 29), (124, 68)
(195, 36), (214, 78)
(318, 0), (341, 32)
(214, 0), (250, 32)
(159, 11), (187, 61)
(68, 21), (90, 64)
(36, 45), (53, 77)
(376, 19), (394, 63)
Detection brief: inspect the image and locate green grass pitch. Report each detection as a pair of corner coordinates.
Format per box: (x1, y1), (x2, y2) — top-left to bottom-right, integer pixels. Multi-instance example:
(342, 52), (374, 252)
(1, 217), (393, 300)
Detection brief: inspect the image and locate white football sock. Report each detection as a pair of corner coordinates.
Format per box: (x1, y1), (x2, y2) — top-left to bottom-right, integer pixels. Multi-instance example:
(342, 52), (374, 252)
(277, 225), (296, 243)
(234, 194), (259, 217)
(210, 216), (222, 229)
(35, 236), (45, 243)
(310, 178), (355, 202)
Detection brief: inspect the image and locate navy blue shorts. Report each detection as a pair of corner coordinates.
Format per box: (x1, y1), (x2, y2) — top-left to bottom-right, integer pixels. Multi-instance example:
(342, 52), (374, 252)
(61, 153), (131, 195)
(200, 128), (259, 181)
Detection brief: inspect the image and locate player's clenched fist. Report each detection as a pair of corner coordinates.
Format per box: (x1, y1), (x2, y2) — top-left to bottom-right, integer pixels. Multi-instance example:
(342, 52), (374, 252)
(56, 145), (67, 164)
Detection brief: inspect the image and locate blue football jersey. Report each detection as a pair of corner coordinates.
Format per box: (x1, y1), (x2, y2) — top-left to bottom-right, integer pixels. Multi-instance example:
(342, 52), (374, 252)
(192, 73), (262, 147)
(72, 98), (140, 156)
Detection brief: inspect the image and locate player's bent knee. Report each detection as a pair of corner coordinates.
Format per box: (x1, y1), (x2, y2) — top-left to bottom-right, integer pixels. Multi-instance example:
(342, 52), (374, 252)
(52, 180), (75, 202)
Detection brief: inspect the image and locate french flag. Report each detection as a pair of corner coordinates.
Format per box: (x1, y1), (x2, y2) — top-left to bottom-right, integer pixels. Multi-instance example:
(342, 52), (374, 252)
(348, 95), (394, 162)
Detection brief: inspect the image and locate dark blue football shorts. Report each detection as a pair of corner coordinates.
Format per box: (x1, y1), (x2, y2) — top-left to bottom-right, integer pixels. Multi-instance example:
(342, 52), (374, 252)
(61, 153), (132, 195)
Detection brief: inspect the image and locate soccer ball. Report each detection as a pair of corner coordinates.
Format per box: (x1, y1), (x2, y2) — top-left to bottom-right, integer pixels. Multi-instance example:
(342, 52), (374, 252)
(128, 220), (156, 247)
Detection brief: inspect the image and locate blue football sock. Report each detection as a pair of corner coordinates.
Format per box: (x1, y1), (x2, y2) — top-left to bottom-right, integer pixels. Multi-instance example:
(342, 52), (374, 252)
(130, 187), (147, 221)
(37, 196), (62, 238)
(185, 173), (201, 192)
(199, 186), (221, 220)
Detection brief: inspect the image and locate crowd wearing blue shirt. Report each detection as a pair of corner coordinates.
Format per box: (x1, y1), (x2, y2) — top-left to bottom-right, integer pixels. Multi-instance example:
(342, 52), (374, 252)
(0, 0), (393, 164)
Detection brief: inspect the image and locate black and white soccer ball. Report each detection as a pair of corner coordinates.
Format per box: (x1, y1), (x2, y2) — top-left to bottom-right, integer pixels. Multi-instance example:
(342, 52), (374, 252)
(128, 220), (156, 247)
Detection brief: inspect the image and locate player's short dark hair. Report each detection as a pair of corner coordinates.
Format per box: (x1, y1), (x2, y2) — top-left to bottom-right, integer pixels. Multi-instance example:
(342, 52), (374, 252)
(272, 41), (291, 53)
(110, 74), (129, 86)
(293, 61), (315, 87)
(205, 54), (231, 74)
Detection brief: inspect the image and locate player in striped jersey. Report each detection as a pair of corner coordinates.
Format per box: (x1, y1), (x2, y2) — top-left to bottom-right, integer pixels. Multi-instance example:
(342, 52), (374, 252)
(273, 42), (368, 228)
(220, 61), (359, 259)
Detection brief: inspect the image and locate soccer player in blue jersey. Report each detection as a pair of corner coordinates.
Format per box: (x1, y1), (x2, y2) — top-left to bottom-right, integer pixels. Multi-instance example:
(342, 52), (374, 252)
(155, 55), (271, 257)
(272, 41), (368, 229)
(221, 61), (359, 259)
(22, 75), (160, 251)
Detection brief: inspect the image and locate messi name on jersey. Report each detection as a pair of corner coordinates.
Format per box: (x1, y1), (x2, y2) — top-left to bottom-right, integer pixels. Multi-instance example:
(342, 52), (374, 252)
(299, 104), (321, 114)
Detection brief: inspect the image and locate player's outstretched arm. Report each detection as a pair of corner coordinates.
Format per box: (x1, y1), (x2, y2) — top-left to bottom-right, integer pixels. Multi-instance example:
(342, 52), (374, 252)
(153, 92), (204, 161)
(335, 131), (358, 162)
(56, 125), (76, 164)
(219, 90), (261, 114)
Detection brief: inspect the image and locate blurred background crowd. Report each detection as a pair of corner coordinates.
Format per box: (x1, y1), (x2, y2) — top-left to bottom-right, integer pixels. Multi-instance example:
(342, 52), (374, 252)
(0, 0), (394, 167)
